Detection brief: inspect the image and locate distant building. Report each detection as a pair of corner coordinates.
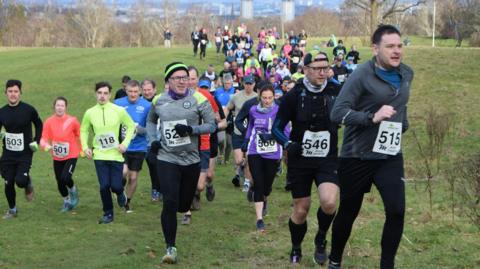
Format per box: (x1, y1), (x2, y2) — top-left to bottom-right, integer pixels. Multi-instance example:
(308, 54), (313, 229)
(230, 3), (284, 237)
(240, 0), (253, 20)
(282, 0), (295, 22)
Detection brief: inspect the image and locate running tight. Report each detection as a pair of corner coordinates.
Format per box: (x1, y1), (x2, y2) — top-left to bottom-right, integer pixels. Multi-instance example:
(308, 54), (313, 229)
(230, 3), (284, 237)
(247, 154), (279, 202)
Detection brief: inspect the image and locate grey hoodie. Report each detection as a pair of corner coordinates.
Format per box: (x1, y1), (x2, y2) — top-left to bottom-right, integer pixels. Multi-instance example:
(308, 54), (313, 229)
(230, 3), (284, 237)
(330, 57), (414, 160)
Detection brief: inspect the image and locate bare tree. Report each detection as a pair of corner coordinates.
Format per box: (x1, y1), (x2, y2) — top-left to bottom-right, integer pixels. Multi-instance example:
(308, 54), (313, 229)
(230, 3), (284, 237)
(71, 0), (114, 48)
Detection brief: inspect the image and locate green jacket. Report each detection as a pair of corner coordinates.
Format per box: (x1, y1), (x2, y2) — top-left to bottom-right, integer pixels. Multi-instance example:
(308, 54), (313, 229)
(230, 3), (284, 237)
(80, 102), (135, 162)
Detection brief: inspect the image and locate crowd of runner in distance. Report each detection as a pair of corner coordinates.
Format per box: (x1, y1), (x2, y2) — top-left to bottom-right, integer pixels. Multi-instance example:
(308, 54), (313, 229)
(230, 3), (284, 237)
(0, 23), (412, 269)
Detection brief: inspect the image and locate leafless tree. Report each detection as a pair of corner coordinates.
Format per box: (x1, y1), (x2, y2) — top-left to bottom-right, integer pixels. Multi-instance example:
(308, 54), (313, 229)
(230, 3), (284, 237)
(71, 0), (114, 48)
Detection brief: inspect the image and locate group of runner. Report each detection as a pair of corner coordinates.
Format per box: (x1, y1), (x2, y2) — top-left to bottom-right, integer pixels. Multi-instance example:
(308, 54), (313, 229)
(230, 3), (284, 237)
(0, 24), (412, 269)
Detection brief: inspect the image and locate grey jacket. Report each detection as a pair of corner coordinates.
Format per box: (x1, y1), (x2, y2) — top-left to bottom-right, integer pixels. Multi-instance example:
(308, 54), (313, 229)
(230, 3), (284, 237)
(330, 57), (414, 160)
(146, 89), (216, 165)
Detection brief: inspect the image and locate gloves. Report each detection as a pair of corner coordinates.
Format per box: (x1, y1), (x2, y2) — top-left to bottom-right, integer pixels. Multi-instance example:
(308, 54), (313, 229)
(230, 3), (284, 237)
(258, 133), (273, 143)
(150, 140), (162, 153)
(241, 139), (249, 153)
(286, 141), (302, 157)
(29, 141), (39, 152)
(174, 124), (193, 137)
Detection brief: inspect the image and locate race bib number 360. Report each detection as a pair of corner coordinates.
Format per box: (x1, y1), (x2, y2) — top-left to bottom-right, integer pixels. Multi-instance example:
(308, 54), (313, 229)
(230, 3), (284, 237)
(163, 120), (191, 147)
(5, 132), (24, 151)
(373, 121), (402, 155)
(301, 131), (330, 157)
(96, 132), (118, 150)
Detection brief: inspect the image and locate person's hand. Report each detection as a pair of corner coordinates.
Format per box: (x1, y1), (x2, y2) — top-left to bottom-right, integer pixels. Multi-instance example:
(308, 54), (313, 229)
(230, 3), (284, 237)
(241, 139), (249, 153)
(44, 144), (52, 152)
(118, 144), (127, 153)
(286, 141), (302, 157)
(258, 133), (273, 143)
(174, 124), (193, 137)
(29, 142), (39, 152)
(84, 148), (92, 159)
(373, 105), (396, 123)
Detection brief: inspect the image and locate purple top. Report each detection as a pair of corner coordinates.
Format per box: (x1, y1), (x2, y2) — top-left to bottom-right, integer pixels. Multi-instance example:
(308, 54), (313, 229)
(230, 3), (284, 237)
(245, 104), (290, 159)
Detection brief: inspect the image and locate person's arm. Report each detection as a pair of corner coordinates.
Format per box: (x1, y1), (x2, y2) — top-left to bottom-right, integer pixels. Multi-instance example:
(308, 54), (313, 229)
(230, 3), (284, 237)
(402, 106), (409, 133)
(272, 92), (295, 147)
(40, 119), (51, 150)
(73, 117), (83, 152)
(224, 96), (235, 119)
(146, 101), (160, 146)
(80, 110), (91, 154)
(329, 70), (373, 126)
(235, 99), (255, 135)
(32, 108), (43, 144)
(244, 110), (254, 144)
(119, 109), (135, 149)
(192, 98), (217, 135)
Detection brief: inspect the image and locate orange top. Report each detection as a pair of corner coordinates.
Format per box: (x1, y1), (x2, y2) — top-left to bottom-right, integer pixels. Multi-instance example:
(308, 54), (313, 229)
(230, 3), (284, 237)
(197, 88), (219, 151)
(40, 114), (81, 161)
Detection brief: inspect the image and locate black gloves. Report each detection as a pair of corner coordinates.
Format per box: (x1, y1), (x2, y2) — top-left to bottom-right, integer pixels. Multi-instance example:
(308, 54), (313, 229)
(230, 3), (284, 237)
(150, 140), (162, 153)
(174, 124), (193, 137)
(241, 139), (249, 153)
(258, 133), (273, 143)
(286, 141), (302, 157)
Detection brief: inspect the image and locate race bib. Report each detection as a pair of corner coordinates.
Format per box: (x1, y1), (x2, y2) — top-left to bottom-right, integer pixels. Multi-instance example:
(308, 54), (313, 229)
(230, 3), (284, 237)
(237, 57), (244, 64)
(245, 43), (251, 49)
(223, 36), (229, 41)
(256, 134), (277, 154)
(338, 74), (346, 83)
(96, 132), (118, 150)
(201, 40), (207, 45)
(121, 123), (137, 140)
(163, 120), (191, 147)
(5, 132), (24, 151)
(373, 121), (402, 155)
(53, 142), (69, 158)
(301, 130), (330, 157)
(215, 36), (221, 43)
(292, 57), (300, 64)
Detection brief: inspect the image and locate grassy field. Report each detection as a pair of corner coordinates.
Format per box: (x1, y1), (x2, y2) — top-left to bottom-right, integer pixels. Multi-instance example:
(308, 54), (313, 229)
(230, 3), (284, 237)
(0, 45), (479, 269)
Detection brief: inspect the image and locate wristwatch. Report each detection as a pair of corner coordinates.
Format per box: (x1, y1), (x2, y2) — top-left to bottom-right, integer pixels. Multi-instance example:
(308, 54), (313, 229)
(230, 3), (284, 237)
(367, 112), (375, 124)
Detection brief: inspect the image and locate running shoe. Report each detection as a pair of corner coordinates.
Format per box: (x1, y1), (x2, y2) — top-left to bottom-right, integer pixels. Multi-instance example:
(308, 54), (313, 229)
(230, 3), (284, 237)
(98, 214), (113, 224)
(247, 187), (254, 203)
(290, 248), (302, 264)
(242, 181), (250, 192)
(327, 261), (341, 269)
(161, 246), (178, 264)
(313, 240), (328, 265)
(256, 219), (265, 232)
(231, 175), (240, 187)
(181, 214), (191, 225)
(191, 191), (201, 211)
(205, 184), (215, 202)
(117, 192), (127, 208)
(2, 209), (17, 219)
(151, 190), (160, 202)
(124, 202), (133, 213)
(61, 200), (72, 213)
(69, 188), (79, 208)
(25, 184), (35, 202)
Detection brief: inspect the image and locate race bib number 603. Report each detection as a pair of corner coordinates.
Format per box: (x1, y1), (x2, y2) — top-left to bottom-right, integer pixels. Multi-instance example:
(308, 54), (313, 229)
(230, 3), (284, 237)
(372, 121), (402, 155)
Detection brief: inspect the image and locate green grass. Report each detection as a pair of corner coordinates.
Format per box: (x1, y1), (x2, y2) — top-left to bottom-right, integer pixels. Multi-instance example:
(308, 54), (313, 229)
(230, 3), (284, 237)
(0, 45), (479, 269)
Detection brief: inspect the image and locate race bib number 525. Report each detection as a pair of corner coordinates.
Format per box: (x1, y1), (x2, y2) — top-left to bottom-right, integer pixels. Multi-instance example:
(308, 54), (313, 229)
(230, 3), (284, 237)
(372, 121), (402, 155)
(163, 120), (191, 147)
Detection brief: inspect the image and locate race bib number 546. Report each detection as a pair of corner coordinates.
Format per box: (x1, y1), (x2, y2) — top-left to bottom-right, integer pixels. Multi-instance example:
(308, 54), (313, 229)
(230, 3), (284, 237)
(301, 130), (330, 157)
(372, 121), (402, 155)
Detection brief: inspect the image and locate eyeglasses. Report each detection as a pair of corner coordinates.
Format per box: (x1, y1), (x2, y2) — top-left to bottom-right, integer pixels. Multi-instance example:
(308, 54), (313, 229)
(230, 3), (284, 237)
(169, 76), (190, 82)
(308, 66), (330, 73)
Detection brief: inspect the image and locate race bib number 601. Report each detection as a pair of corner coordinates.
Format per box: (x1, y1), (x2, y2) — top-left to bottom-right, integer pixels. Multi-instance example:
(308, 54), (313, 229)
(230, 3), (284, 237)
(372, 121), (402, 155)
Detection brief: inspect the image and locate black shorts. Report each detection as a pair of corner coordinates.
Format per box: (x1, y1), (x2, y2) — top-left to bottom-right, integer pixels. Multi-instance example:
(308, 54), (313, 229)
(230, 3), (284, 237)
(338, 154), (404, 200)
(200, 150), (210, 172)
(210, 133), (219, 158)
(288, 158), (339, 199)
(231, 133), (244, 150)
(124, 152), (146, 171)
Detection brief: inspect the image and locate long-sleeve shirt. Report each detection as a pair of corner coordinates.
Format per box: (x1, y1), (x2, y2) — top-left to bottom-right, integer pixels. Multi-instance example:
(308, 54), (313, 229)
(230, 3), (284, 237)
(114, 96), (151, 152)
(0, 101), (42, 162)
(80, 102), (135, 162)
(41, 114), (81, 161)
(146, 89), (216, 166)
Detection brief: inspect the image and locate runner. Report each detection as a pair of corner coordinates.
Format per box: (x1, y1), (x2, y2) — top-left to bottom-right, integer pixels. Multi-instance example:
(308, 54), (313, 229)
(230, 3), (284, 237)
(80, 81), (135, 224)
(272, 52), (340, 265)
(114, 80), (151, 212)
(0, 79), (42, 219)
(328, 25), (414, 269)
(146, 62), (216, 264)
(40, 97), (81, 212)
(224, 75), (257, 192)
(181, 66), (222, 225)
(141, 79), (162, 202)
(243, 83), (288, 232)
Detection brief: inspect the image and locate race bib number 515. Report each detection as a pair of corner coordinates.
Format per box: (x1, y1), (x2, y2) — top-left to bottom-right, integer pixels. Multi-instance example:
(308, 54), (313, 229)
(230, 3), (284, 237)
(372, 121), (402, 155)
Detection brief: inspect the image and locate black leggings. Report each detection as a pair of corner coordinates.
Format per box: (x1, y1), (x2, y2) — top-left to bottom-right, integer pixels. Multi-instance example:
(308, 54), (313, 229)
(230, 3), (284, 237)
(1, 160), (31, 208)
(146, 151), (160, 192)
(248, 155), (279, 202)
(158, 160), (200, 247)
(329, 156), (405, 269)
(200, 45), (207, 58)
(53, 158), (77, 197)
